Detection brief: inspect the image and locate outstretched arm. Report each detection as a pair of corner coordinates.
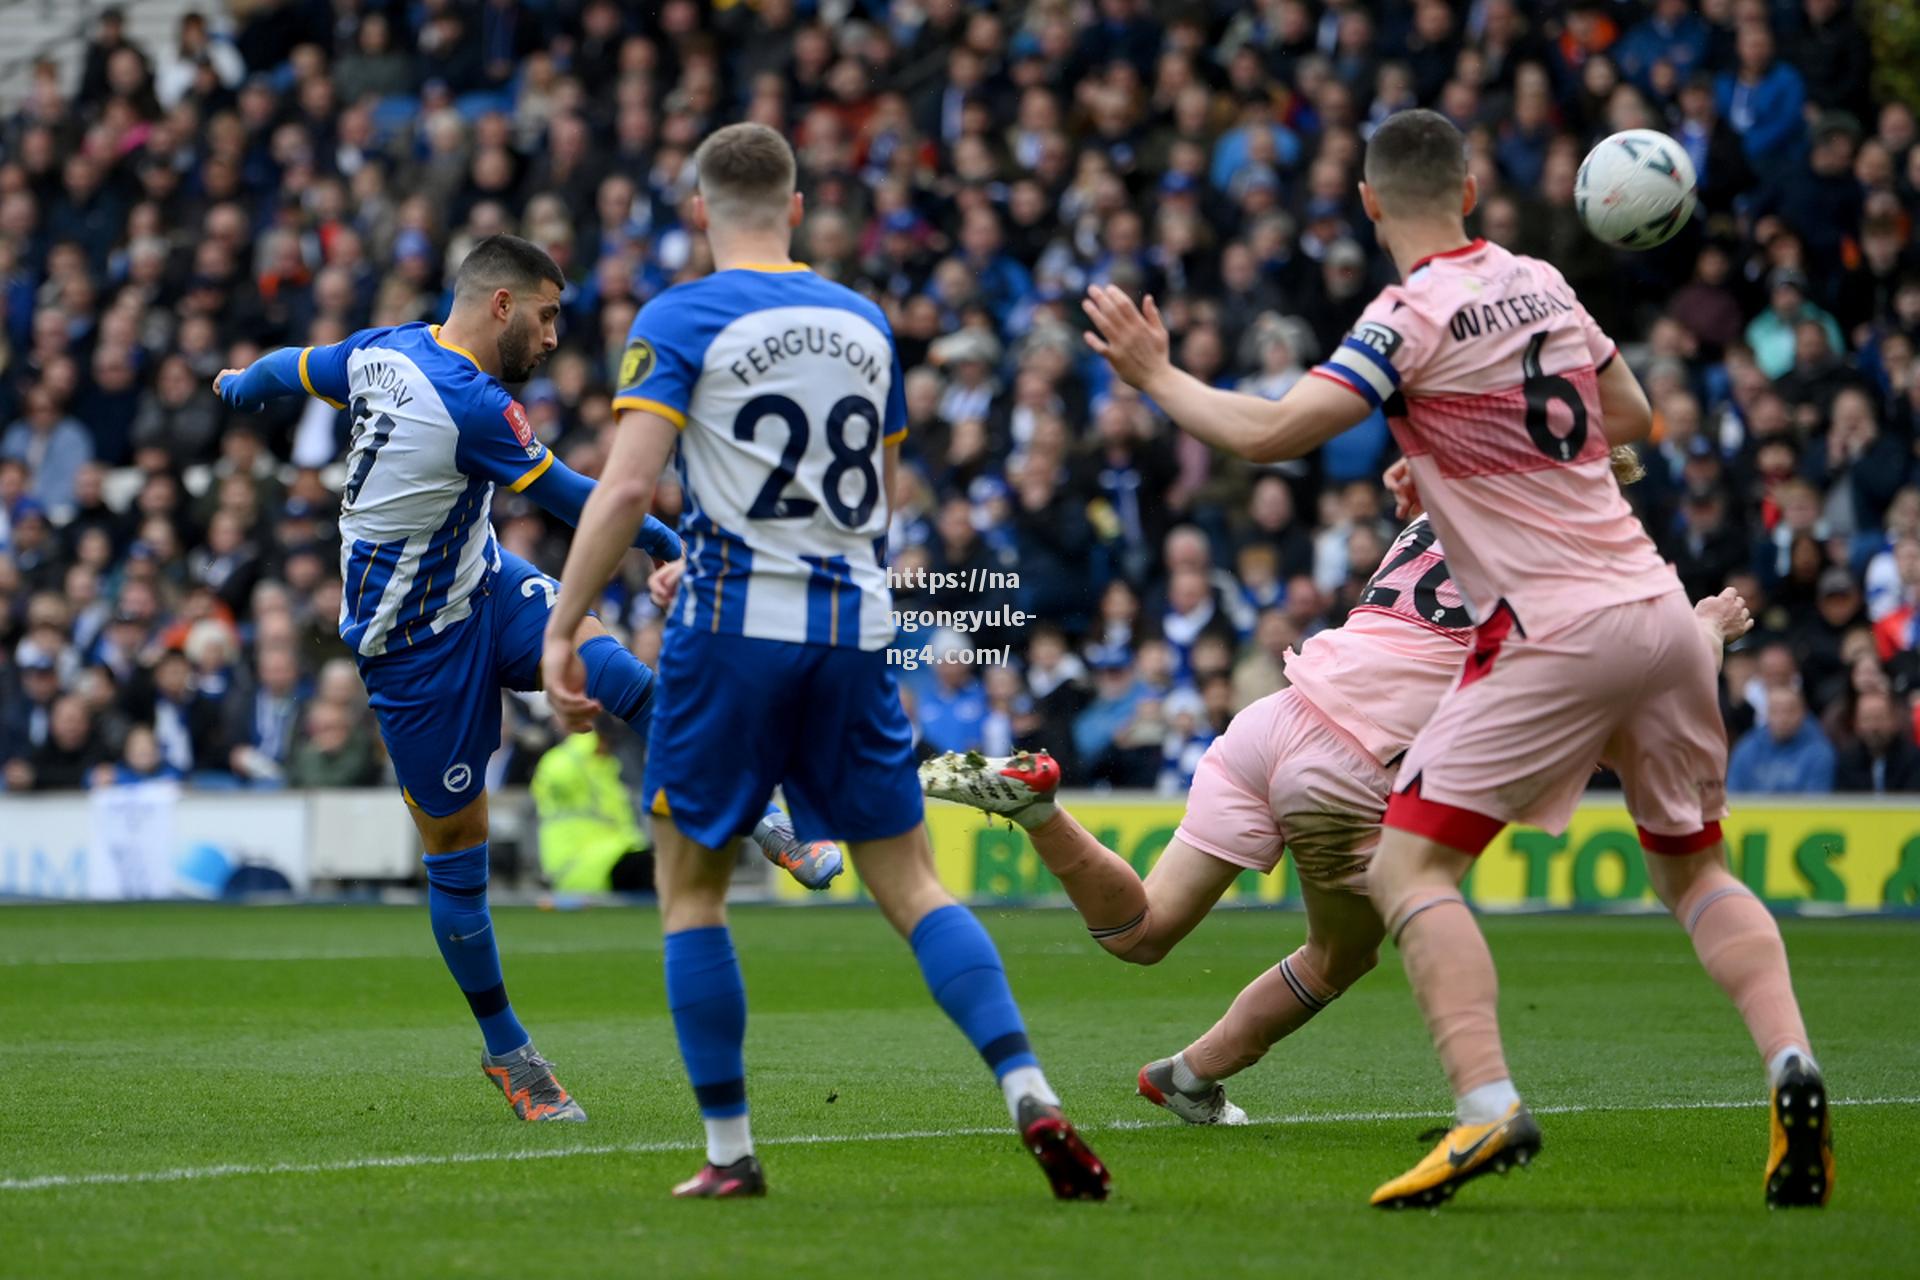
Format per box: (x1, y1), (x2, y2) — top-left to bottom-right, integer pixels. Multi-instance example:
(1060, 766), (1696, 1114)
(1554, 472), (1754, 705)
(1083, 285), (1370, 463)
(540, 409), (679, 730)
(519, 455), (682, 561)
(215, 332), (382, 410)
(213, 348), (314, 410)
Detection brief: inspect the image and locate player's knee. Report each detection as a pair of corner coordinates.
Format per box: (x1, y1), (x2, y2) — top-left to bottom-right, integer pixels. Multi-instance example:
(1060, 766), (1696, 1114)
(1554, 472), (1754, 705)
(1111, 937), (1166, 966)
(1098, 918), (1165, 965)
(414, 795), (489, 855)
(1319, 943), (1382, 991)
(1364, 843), (1454, 918)
(1644, 850), (1732, 916)
(1654, 856), (1746, 928)
(1299, 936), (1378, 992)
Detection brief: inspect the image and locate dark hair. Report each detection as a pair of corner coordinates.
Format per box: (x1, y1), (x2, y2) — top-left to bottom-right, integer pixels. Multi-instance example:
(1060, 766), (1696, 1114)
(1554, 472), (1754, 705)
(454, 233), (565, 302)
(1363, 109), (1468, 214)
(694, 122), (797, 230)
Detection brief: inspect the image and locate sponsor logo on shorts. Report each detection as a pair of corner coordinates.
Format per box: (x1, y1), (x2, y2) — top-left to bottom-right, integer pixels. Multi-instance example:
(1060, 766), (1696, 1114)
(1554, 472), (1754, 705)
(443, 763), (474, 794)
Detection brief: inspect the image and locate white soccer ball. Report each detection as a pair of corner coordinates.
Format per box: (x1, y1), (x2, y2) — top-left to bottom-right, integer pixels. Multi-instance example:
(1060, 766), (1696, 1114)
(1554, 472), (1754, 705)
(1574, 129), (1698, 250)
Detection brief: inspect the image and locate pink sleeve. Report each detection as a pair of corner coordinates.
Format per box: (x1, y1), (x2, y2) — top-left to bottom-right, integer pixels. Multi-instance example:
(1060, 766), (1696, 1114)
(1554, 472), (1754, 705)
(1310, 290), (1436, 409)
(1576, 301), (1617, 371)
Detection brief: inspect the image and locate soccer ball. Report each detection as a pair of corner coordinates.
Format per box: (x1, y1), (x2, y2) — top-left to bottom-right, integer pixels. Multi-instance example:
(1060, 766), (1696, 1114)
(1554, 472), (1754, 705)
(1574, 129), (1698, 250)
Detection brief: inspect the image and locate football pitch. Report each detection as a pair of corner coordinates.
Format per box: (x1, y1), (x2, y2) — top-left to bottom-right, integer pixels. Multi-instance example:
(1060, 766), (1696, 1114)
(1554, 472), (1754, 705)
(3, 904), (1916, 1279)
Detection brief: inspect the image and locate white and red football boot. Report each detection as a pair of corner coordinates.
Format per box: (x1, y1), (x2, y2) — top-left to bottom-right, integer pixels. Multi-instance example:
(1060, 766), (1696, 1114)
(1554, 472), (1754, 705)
(918, 750), (1063, 828)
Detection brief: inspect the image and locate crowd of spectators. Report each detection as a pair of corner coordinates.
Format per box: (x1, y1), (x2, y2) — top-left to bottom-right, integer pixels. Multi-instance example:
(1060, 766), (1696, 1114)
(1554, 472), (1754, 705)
(1, 0), (1917, 800)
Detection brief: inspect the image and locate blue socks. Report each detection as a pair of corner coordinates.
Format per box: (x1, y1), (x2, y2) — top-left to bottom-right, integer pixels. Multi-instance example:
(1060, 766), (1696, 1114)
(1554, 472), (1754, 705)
(910, 904), (1037, 1078)
(664, 926), (749, 1120)
(423, 843), (529, 1057)
(579, 634), (654, 729)
(661, 909), (1053, 1145)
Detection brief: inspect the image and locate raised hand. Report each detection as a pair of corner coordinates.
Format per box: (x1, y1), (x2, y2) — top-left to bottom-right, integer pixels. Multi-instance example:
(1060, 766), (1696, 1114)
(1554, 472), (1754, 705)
(1081, 285), (1172, 392)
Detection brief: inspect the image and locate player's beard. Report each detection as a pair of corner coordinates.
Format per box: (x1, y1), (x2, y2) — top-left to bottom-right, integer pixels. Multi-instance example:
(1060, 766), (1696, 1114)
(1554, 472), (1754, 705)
(498, 314), (544, 383)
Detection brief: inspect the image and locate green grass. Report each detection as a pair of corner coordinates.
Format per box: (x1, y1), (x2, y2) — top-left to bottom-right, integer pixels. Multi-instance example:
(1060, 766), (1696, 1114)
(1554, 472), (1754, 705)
(2, 904), (1916, 1279)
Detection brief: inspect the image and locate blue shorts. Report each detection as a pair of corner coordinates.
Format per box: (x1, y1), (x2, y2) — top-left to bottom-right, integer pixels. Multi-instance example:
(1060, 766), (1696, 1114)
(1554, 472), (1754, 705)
(360, 551), (558, 818)
(643, 628), (924, 848)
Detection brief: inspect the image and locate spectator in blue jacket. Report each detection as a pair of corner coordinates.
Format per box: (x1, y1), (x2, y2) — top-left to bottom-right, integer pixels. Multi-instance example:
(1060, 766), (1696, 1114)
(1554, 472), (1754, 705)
(1615, 0), (1711, 91)
(1716, 22), (1808, 181)
(957, 208), (1034, 331)
(917, 637), (989, 755)
(1073, 646), (1144, 767)
(1, 384), (92, 513)
(1728, 686), (1837, 793)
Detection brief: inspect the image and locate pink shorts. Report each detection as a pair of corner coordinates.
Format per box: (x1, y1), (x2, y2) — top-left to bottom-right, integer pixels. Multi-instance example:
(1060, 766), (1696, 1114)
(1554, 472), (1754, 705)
(1175, 687), (1395, 893)
(1388, 590), (1729, 853)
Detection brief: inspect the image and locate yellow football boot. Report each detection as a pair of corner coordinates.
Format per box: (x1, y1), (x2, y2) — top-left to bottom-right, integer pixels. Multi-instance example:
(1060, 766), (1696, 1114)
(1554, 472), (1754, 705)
(1764, 1056), (1833, 1208)
(1371, 1102), (1541, 1209)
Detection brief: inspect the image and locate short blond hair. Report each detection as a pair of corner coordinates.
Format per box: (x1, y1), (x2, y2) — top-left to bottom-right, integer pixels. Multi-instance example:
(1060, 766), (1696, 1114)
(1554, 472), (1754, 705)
(694, 123), (796, 231)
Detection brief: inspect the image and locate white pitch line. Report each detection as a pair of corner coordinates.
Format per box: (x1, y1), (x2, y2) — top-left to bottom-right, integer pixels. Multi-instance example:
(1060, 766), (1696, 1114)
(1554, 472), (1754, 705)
(0, 941), (652, 967)
(4, 1096), (1915, 1194)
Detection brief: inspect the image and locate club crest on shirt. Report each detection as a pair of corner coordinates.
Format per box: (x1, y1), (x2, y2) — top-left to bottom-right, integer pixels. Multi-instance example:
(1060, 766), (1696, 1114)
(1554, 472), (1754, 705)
(504, 400), (540, 459)
(1350, 321), (1404, 360)
(619, 339), (655, 388)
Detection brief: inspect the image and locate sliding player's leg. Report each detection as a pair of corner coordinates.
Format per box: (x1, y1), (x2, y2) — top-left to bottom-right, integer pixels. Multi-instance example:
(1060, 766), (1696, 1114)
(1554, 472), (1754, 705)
(361, 598), (586, 1122)
(918, 688), (1326, 963)
(799, 647), (1106, 1200)
(1144, 694), (1396, 1117)
(922, 757), (1239, 957)
(922, 753), (1233, 959)
(1613, 591), (1829, 1207)
(1149, 878), (1385, 1125)
(921, 749), (1184, 951)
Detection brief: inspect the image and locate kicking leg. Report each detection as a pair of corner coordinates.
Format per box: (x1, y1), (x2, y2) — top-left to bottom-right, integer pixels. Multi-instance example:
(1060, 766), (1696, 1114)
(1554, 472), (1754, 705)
(851, 824), (1109, 1201)
(411, 793), (585, 1123)
(566, 615), (839, 892)
(748, 802), (844, 891)
(655, 815), (765, 1198)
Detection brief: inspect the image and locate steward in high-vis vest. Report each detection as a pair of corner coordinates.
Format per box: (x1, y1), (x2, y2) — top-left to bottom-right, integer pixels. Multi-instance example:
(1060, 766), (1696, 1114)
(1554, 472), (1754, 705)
(530, 727), (652, 893)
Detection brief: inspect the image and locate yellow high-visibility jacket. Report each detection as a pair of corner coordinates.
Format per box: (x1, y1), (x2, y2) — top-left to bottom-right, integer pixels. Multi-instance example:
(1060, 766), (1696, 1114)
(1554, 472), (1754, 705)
(530, 732), (647, 892)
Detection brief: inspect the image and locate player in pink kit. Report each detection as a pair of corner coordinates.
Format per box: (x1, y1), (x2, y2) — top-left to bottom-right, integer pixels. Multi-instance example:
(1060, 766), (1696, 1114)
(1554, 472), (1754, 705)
(926, 497), (1751, 1126)
(1082, 110), (1829, 1210)
(922, 515), (1472, 1123)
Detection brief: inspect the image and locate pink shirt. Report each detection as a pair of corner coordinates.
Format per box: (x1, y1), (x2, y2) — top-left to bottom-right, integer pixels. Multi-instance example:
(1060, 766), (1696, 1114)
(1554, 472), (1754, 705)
(1311, 239), (1678, 634)
(1285, 516), (1472, 765)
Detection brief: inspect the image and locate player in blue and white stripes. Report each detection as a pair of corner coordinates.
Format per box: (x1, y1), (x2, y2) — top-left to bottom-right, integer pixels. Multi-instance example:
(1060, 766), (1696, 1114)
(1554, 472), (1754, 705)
(540, 124), (1109, 1201)
(215, 235), (837, 1127)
